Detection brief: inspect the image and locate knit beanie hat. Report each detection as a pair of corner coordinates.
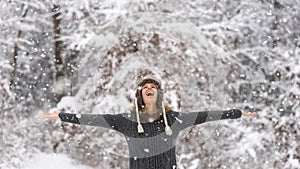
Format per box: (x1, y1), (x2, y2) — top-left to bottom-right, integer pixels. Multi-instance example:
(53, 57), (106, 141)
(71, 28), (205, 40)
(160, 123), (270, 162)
(134, 75), (173, 136)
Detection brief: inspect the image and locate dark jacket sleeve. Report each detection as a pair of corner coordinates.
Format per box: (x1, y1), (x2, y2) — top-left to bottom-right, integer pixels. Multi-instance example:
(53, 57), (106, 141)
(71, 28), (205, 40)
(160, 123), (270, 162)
(174, 109), (242, 130)
(58, 112), (113, 129)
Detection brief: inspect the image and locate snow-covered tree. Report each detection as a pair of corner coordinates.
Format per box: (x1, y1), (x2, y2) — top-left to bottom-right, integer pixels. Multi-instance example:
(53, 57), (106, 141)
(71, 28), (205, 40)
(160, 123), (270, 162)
(1, 0), (299, 169)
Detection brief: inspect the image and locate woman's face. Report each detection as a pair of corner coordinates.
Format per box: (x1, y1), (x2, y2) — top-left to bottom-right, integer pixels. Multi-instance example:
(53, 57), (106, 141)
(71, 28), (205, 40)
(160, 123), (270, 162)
(142, 83), (158, 106)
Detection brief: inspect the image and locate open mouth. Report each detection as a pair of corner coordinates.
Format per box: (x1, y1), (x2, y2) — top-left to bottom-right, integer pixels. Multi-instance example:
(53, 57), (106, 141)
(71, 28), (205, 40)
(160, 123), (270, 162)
(146, 92), (154, 96)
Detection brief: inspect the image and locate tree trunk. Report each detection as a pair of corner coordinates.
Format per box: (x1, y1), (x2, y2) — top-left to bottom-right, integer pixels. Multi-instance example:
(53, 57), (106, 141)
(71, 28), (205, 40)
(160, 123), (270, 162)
(52, 5), (64, 102)
(9, 6), (28, 90)
(52, 5), (63, 79)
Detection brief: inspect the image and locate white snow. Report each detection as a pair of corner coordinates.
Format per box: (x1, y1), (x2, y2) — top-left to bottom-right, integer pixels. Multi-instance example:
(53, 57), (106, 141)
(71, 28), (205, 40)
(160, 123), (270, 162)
(23, 153), (93, 169)
(1, 0), (299, 169)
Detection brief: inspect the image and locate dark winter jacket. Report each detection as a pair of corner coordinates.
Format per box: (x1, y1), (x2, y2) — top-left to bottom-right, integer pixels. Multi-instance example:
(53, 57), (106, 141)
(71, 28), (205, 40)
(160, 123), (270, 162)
(59, 109), (242, 169)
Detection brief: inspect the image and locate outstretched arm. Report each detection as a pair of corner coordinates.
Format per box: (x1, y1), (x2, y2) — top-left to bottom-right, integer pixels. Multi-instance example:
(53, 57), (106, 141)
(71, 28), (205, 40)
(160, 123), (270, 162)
(175, 109), (256, 130)
(43, 111), (112, 129)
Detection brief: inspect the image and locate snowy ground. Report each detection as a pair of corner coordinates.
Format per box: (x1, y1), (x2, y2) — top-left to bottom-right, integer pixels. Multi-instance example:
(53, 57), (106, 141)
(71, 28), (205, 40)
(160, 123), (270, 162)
(23, 153), (93, 169)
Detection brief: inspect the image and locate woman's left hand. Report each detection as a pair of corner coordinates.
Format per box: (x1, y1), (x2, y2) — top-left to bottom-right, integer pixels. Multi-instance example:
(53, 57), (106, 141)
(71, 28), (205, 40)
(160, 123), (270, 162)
(242, 112), (257, 117)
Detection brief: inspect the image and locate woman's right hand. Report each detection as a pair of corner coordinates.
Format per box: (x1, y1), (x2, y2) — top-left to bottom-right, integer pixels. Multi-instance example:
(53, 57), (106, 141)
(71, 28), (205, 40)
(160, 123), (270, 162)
(43, 111), (60, 119)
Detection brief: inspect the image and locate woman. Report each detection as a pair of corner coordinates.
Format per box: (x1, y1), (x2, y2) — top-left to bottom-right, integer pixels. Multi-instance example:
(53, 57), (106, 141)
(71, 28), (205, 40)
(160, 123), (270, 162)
(44, 75), (256, 169)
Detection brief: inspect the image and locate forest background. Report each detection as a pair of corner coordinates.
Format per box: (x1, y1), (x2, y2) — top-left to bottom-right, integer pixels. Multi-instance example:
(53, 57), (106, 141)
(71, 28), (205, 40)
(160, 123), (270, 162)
(0, 0), (299, 168)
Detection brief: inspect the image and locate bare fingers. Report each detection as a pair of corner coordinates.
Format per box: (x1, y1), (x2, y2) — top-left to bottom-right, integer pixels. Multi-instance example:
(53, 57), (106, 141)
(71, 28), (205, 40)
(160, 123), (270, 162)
(242, 112), (257, 117)
(43, 111), (59, 119)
